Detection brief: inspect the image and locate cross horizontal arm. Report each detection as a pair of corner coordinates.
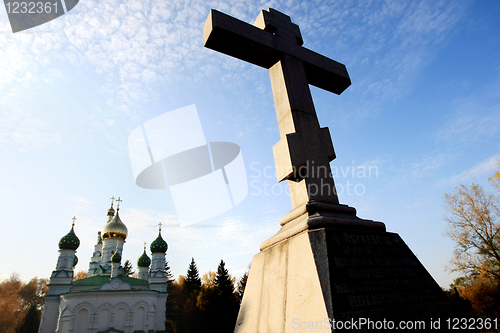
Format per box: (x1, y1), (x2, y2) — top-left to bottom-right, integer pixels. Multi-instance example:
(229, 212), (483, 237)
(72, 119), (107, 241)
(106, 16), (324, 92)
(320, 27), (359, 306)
(204, 9), (351, 94)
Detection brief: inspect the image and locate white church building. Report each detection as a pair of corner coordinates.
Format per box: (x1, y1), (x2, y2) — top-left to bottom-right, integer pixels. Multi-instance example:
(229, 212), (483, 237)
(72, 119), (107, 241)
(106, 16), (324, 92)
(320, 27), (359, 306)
(38, 198), (170, 333)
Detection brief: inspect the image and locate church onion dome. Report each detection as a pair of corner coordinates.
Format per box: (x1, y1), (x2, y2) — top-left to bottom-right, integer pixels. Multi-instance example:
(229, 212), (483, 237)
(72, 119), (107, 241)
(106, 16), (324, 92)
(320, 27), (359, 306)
(137, 249), (151, 267)
(102, 212), (128, 241)
(73, 255), (78, 267)
(58, 225), (80, 251)
(111, 250), (122, 263)
(107, 205), (115, 217)
(150, 230), (168, 254)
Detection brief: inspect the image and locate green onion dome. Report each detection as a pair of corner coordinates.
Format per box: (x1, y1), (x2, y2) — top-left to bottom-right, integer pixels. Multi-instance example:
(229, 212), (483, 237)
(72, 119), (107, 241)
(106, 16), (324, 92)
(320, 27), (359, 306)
(73, 255), (78, 267)
(58, 226), (80, 251)
(111, 250), (122, 263)
(102, 212), (128, 241)
(137, 249), (151, 267)
(150, 230), (168, 253)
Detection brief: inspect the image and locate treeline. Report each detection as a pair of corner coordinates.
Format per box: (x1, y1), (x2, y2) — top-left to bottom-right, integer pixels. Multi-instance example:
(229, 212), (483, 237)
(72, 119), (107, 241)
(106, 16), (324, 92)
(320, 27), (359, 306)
(165, 258), (248, 333)
(446, 277), (500, 320)
(0, 275), (48, 333)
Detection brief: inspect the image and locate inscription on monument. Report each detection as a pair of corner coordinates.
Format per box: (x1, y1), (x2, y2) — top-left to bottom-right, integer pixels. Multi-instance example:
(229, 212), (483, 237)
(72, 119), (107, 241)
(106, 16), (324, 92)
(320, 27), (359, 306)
(310, 229), (450, 330)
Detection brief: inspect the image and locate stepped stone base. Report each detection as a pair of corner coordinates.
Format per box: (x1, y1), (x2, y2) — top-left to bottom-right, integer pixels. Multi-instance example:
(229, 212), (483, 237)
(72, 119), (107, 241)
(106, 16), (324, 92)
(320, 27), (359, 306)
(235, 202), (450, 332)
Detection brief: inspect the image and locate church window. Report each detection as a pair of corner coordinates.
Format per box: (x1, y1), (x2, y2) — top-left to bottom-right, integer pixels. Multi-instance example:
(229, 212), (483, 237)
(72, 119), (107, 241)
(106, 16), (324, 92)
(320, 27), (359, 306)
(114, 308), (126, 331)
(97, 309), (110, 331)
(133, 307), (146, 331)
(74, 308), (90, 333)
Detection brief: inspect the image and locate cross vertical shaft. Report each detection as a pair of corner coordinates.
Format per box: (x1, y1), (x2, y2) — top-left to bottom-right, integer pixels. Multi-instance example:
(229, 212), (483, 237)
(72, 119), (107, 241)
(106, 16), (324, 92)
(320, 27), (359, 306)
(269, 53), (339, 208)
(204, 8), (351, 210)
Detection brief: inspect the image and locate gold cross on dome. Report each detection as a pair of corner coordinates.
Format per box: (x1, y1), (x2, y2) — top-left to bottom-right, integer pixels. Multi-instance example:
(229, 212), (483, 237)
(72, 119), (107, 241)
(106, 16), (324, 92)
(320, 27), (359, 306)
(110, 196), (116, 205)
(158, 222), (162, 231)
(144, 242), (147, 250)
(116, 197), (122, 210)
(72, 216), (77, 226)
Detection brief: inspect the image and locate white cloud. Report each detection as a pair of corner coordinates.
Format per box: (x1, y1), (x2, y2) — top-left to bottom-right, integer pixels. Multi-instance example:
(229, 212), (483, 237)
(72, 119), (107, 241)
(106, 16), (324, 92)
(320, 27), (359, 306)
(120, 207), (279, 275)
(0, 0), (470, 117)
(387, 153), (454, 188)
(68, 197), (95, 213)
(124, 207), (277, 255)
(435, 155), (500, 188)
(435, 102), (500, 145)
(410, 154), (452, 178)
(0, 108), (61, 153)
(0, 0), (472, 155)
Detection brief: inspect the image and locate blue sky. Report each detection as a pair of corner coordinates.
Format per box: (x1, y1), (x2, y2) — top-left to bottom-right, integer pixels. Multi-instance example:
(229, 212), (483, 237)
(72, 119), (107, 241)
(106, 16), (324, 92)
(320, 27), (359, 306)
(0, 0), (499, 289)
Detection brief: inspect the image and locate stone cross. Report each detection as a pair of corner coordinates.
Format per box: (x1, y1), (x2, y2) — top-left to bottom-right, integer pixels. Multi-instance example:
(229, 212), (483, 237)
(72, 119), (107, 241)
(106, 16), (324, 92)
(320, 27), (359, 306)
(204, 8), (351, 209)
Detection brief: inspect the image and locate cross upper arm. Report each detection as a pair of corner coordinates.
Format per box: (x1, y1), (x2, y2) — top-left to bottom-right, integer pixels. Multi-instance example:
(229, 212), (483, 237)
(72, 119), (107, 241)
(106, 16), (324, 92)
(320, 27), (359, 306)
(204, 9), (351, 94)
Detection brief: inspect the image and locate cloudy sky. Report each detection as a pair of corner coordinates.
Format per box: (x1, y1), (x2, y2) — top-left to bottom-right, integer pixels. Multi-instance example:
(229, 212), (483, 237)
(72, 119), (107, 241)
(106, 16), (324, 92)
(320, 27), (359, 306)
(0, 0), (499, 289)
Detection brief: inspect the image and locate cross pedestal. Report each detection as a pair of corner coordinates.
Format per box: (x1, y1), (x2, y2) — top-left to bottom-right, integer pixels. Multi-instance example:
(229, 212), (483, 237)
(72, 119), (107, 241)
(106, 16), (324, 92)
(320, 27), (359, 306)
(204, 8), (451, 331)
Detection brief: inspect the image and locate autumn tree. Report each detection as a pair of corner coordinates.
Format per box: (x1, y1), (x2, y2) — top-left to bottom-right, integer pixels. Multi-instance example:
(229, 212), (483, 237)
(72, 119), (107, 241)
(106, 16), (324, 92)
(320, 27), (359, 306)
(443, 168), (500, 280)
(73, 270), (88, 281)
(0, 275), (48, 333)
(456, 277), (500, 318)
(196, 271), (217, 311)
(0, 275), (24, 332)
(18, 277), (48, 311)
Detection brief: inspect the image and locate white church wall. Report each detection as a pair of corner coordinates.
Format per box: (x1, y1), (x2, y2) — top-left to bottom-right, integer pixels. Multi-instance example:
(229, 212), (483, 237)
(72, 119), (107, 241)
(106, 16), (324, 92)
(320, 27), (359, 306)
(56, 290), (163, 333)
(38, 296), (60, 333)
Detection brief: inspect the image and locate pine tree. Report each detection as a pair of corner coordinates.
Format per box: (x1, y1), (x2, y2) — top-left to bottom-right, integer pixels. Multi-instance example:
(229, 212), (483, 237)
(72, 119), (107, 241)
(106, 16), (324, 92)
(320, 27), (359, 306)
(15, 304), (40, 333)
(165, 280), (183, 333)
(165, 260), (174, 280)
(203, 260), (239, 333)
(237, 271), (249, 303)
(215, 260), (235, 298)
(122, 260), (134, 276)
(184, 258), (201, 294)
